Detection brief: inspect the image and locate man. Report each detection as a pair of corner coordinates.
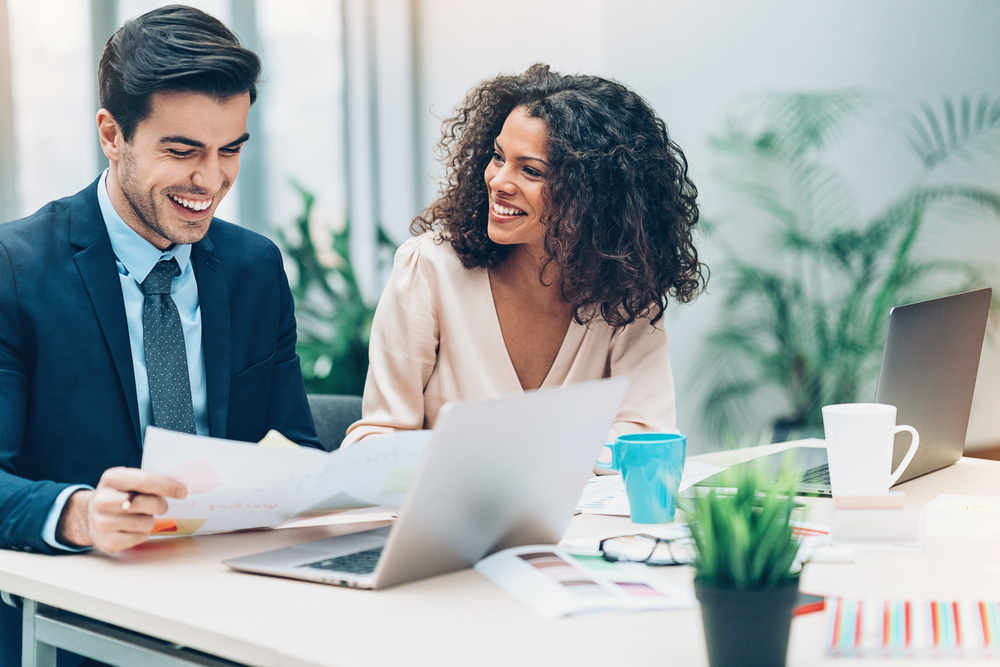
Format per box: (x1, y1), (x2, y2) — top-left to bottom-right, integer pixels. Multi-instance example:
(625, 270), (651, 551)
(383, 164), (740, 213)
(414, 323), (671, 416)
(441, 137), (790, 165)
(0, 5), (321, 663)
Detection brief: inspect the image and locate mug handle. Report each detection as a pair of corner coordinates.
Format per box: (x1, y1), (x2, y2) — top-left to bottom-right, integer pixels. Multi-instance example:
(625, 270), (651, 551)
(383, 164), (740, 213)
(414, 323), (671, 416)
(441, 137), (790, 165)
(595, 441), (619, 471)
(888, 425), (920, 487)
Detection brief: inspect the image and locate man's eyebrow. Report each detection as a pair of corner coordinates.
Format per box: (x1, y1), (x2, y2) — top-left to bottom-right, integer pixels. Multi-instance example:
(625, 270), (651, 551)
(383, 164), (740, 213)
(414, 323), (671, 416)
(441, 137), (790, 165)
(224, 133), (251, 149)
(159, 133), (250, 149)
(493, 140), (549, 166)
(160, 136), (204, 148)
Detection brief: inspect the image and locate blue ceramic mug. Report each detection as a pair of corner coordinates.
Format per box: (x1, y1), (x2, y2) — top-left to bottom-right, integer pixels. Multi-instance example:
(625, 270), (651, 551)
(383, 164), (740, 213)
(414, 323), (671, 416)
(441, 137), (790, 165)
(597, 433), (687, 523)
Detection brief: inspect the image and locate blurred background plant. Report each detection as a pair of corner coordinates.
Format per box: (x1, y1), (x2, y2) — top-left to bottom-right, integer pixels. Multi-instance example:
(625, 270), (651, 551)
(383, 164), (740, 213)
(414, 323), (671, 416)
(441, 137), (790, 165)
(275, 181), (397, 395)
(697, 91), (1000, 441)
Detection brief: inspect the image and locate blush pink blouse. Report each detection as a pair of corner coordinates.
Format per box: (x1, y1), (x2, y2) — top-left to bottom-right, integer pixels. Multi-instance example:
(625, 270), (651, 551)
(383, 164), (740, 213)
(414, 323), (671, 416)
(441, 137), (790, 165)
(341, 233), (677, 447)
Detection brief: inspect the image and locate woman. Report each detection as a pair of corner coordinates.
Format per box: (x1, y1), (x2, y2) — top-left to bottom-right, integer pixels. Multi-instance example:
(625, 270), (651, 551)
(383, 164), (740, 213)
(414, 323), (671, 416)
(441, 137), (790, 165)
(342, 63), (704, 447)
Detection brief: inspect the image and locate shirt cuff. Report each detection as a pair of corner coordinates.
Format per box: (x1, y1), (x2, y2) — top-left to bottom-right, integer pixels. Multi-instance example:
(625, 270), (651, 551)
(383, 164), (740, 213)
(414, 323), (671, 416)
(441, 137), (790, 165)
(42, 485), (94, 552)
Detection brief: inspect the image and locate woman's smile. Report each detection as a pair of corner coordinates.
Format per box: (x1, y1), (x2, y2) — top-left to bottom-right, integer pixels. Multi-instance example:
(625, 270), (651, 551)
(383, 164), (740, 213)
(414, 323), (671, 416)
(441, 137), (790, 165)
(489, 197), (527, 220)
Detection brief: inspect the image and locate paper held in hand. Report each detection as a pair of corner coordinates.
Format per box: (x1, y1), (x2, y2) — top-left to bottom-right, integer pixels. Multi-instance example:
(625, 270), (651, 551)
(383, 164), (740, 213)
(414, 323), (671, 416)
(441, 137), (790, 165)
(140, 427), (431, 537)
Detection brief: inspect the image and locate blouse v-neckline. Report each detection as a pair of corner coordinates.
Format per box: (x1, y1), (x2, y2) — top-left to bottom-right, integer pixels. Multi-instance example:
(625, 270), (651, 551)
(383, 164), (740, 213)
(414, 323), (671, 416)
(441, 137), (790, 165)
(483, 267), (579, 392)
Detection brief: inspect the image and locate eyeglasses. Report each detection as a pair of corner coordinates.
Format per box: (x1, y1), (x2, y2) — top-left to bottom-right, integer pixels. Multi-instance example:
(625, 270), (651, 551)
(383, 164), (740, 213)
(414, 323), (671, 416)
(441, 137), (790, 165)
(599, 533), (696, 567)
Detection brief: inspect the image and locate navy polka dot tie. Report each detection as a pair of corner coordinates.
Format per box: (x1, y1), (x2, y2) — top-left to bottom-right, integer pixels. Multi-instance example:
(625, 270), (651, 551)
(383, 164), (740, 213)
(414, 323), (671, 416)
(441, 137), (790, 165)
(141, 259), (197, 435)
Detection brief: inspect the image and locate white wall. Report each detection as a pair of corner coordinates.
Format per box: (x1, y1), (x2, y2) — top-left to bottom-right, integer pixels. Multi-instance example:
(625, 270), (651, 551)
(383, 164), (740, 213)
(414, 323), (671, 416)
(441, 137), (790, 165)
(412, 0), (1000, 454)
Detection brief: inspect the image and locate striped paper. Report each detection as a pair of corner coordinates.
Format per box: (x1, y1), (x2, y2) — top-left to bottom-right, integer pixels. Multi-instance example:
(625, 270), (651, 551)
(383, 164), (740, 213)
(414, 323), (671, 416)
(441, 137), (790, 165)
(825, 597), (1000, 659)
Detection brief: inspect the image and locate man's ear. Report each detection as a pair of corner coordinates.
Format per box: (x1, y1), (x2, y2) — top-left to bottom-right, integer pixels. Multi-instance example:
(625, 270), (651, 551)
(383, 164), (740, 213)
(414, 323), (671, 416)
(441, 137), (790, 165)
(96, 109), (122, 162)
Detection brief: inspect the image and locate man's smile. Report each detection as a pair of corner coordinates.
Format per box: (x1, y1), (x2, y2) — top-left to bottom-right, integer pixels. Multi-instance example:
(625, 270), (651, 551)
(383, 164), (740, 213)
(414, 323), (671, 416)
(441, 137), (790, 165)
(168, 194), (213, 212)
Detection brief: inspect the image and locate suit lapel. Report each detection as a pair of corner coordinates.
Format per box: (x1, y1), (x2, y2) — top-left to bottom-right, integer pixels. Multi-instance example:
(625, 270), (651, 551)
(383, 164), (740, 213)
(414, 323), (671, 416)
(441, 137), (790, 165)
(69, 183), (142, 448)
(193, 234), (231, 439)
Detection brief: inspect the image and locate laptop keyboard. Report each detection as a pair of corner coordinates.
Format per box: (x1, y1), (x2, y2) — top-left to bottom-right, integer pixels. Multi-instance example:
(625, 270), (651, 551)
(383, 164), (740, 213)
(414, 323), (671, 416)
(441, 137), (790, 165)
(799, 463), (830, 485)
(300, 547), (383, 574)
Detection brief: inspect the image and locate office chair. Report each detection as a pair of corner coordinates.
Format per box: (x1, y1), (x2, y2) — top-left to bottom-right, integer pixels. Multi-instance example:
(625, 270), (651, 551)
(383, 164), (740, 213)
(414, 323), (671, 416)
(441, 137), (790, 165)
(306, 394), (363, 452)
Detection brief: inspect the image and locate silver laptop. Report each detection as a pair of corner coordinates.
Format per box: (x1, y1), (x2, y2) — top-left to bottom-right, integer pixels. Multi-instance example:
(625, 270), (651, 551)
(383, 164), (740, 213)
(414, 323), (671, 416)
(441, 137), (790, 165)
(702, 288), (992, 495)
(224, 377), (629, 589)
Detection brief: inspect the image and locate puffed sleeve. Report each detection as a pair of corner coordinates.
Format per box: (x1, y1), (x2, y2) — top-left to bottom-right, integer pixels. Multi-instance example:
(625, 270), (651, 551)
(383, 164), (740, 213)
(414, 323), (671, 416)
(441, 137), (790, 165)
(607, 317), (678, 438)
(341, 237), (439, 446)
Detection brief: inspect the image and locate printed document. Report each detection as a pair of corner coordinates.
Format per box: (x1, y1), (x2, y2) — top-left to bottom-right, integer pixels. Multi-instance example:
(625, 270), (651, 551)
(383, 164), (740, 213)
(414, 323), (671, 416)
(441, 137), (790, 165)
(140, 427), (430, 537)
(475, 544), (696, 618)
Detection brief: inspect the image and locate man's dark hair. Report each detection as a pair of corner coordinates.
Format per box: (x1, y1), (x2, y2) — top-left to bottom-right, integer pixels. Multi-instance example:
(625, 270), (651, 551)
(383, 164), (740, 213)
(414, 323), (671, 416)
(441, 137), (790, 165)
(98, 4), (261, 142)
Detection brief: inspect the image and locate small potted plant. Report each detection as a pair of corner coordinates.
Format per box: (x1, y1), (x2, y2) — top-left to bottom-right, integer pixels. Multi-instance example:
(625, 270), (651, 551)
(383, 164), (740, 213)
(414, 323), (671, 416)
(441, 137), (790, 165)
(684, 463), (803, 667)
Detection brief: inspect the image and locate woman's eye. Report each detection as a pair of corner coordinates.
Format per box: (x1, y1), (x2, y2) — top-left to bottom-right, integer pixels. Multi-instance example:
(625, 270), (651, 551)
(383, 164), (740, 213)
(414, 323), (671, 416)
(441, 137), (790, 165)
(524, 166), (543, 178)
(491, 150), (503, 162)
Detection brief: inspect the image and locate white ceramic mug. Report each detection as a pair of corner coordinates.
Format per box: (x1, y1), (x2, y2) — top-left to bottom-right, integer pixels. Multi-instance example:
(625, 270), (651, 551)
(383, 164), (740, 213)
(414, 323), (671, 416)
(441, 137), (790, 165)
(821, 403), (920, 496)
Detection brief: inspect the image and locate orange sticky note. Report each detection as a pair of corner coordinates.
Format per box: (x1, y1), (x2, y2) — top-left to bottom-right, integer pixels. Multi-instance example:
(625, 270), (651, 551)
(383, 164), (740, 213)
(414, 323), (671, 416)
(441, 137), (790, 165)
(152, 520), (177, 534)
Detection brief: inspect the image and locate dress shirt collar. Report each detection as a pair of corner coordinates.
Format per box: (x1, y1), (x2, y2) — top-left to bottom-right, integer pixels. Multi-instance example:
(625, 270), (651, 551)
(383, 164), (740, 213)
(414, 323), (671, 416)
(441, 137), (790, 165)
(97, 169), (192, 283)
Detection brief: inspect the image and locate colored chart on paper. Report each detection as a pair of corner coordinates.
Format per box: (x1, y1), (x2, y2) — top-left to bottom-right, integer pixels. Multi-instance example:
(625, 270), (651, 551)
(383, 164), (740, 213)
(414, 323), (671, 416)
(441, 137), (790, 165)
(515, 551), (676, 601)
(518, 551), (613, 598)
(825, 597), (1000, 659)
(151, 519), (206, 536)
(477, 544), (696, 618)
(569, 554), (675, 599)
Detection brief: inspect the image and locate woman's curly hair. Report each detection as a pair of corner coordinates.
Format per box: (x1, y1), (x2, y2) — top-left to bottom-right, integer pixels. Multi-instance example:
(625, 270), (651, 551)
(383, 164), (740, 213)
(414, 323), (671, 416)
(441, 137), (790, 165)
(413, 63), (706, 327)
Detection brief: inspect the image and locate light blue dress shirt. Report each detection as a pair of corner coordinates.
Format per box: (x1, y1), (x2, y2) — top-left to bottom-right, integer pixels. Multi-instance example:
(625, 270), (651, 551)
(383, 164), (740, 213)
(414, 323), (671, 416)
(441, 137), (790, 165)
(41, 170), (210, 550)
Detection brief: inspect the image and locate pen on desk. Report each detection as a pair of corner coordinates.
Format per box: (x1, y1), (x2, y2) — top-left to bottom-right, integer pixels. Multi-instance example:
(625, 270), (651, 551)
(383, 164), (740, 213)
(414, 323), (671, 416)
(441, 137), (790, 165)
(122, 493), (136, 512)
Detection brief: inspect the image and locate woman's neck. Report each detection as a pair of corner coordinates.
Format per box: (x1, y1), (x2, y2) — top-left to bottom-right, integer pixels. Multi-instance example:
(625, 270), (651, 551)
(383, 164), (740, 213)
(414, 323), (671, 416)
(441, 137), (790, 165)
(493, 244), (564, 300)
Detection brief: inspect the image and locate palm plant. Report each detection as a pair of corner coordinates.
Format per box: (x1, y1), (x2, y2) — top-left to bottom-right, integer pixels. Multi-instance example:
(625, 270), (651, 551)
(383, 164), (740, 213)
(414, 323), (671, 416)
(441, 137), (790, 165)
(698, 92), (1000, 440)
(275, 181), (397, 395)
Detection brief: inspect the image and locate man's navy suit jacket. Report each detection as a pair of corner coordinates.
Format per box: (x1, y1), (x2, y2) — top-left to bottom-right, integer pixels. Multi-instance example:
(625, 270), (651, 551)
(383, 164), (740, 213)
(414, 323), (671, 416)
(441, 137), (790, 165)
(0, 178), (322, 664)
(0, 178), (323, 550)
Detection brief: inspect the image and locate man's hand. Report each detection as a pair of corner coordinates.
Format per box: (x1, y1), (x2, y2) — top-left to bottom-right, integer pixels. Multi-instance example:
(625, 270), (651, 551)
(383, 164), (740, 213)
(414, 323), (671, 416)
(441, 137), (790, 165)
(57, 467), (187, 553)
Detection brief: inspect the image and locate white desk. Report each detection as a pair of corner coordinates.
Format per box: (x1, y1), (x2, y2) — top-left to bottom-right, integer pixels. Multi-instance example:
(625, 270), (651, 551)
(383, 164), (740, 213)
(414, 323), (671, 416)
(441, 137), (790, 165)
(2, 449), (999, 666)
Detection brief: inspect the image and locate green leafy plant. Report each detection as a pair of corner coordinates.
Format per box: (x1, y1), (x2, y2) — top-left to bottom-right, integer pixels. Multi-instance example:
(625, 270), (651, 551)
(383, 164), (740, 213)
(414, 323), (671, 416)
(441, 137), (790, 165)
(699, 92), (1000, 439)
(275, 181), (397, 395)
(683, 462), (802, 589)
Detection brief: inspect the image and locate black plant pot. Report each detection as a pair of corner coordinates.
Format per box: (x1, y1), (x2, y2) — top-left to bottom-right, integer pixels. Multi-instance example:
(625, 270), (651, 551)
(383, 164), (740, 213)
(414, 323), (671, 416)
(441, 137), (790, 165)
(695, 579), (799, 667)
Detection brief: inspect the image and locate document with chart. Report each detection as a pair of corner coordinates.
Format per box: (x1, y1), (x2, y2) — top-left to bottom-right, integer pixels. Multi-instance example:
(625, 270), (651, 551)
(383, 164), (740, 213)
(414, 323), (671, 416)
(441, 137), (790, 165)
(140, 427), (430, 537)
(475, 544), (696, 618)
